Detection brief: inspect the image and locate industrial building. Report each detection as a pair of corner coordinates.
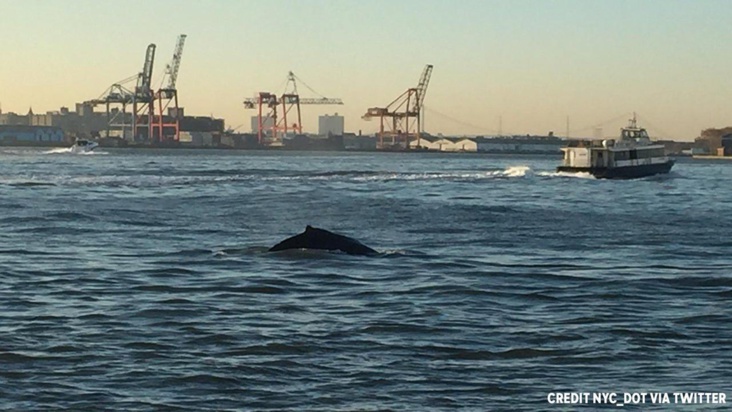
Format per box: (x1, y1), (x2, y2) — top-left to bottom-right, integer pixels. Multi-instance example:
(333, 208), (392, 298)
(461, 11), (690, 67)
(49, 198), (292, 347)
(0, 109), (33, 126)
(694, 127), (732, 156)
(220, 133), (260, 149)
(0, 104), (104, 142)
(0, 104), (223, 146)
(250, 116), (275, 135)
(344, 133), (377, 150)
(31, 104), (108, 137)
(318, 113), (344, 136)
(0, 125), (64, 144)
(409, 135), (564, 153)
(1, 104), (104, 133)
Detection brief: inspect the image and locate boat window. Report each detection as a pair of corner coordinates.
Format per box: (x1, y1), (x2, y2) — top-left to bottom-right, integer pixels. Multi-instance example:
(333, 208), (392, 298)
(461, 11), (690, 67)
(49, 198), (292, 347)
(630, 150), (637, 160)
(614, 151), (628, 161)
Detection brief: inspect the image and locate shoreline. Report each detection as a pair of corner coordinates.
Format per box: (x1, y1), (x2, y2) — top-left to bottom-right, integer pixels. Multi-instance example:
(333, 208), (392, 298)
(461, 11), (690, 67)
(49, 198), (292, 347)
(0, 142), (567, 156)
(692, 155), (732, 160)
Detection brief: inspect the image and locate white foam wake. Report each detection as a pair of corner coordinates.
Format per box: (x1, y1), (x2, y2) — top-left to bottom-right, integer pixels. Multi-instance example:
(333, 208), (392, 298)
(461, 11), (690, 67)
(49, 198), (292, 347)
(481, 166), (533, 177)
(537, 170), (596, 179)
(502, 166), (531, 177)
(43, 147), (73, 154)
(42, 148), (108, 155)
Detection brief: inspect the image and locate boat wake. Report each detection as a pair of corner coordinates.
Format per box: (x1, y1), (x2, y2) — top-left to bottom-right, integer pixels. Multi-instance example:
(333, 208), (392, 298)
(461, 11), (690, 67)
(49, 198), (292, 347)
(42, 148), (107, 155)
(537, 170), (596, 179)
(488, 166), (594, 179)
(43, 148), (73, 154)
(492, 166), (532, 177)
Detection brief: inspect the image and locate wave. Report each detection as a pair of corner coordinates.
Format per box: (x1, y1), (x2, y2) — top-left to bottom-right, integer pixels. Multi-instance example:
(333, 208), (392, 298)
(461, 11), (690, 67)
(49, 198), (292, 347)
(2, 180), (57, 187)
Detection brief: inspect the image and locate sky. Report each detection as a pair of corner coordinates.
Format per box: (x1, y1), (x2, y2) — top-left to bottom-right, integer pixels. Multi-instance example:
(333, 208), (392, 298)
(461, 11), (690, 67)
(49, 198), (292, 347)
(2, 0), (732, 141)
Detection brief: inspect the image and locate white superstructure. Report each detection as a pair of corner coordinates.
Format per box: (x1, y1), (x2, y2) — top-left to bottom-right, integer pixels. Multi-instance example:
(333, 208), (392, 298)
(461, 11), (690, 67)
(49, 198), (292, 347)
(70, 139), (99, 154)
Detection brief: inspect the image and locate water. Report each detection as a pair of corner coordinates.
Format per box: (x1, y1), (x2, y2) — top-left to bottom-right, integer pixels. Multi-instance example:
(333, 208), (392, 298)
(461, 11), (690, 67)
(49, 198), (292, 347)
(1, 147), (730, 410)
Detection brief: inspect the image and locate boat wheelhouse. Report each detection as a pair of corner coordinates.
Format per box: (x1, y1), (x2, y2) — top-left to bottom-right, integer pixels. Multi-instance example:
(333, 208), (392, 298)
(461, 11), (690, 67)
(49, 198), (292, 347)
(557, 114), (674, 179)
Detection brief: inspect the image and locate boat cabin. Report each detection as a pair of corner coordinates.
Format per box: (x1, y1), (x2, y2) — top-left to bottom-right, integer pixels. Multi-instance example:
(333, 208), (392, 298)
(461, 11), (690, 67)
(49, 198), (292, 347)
(557, 114), (674, 178)
(621, 126), (650, 142)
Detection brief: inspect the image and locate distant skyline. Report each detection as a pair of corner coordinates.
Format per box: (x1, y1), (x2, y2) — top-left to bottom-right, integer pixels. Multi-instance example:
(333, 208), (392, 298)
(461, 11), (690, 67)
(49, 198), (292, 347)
(3, 0), (732, 141)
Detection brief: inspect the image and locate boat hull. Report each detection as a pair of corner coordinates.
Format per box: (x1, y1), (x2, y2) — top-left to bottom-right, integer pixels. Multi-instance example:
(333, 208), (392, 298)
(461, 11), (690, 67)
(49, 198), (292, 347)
(557, 160), (675, 179)
(70, 141), (99, 154)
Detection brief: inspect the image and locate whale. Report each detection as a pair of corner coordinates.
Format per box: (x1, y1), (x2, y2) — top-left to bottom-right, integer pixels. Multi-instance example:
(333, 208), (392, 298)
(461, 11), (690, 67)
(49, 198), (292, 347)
(269, 226), (378, 256)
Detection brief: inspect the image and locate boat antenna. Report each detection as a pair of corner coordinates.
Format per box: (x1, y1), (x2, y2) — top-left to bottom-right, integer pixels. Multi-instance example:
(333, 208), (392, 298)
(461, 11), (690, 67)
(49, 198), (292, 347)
(629, 112), (637, 128)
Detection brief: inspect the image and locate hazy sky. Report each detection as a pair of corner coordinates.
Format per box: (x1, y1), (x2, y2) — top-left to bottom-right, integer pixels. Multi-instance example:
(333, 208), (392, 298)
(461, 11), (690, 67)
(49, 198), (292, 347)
(2, 0), (731, 140)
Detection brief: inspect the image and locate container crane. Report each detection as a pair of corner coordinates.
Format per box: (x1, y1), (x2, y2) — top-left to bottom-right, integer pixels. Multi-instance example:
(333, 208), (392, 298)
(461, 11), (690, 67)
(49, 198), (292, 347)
(84, 79), (135, 139)
(84, 44), (157, 141)
(134, 43), (157, 141)
(244, 71), (343, 145)
(414, 64), (433, 134)
(362, 64), (433, 149)
(154, 34), (187, 143)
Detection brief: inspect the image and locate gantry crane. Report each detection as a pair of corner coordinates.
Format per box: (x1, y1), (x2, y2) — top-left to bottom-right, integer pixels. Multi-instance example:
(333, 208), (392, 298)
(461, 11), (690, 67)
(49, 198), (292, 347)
(244, 71), (343, 145)
(84, 78), (135, 140)
(85, 43), (157, 141)
(362, 64), (433, 149)
(134, 43), (157, 140)
(154, 34), (187, 143)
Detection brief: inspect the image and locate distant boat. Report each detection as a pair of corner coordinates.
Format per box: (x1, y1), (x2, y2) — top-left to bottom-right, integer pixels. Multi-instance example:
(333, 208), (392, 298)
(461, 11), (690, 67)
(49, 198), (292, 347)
(70, 139), (99, 154)
(557, 114), (674, 179)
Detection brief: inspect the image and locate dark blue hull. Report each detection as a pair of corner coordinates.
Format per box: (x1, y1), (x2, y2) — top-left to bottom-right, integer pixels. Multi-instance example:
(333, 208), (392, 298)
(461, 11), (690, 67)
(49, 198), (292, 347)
(557, 160), (675, 179)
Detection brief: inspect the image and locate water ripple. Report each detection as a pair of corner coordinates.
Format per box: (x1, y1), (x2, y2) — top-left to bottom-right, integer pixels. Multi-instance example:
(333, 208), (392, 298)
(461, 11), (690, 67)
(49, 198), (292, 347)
(0, 150), (730, 410)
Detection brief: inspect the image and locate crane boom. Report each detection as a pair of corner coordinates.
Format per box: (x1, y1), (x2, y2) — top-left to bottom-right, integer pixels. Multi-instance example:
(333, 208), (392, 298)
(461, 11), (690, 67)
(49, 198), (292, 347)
(244, 96), (342, 107)
(136, 44), (156, 98)
(165, 34), (187, 90)
(297, 98), (343, 105)
(243, 72), (343, 144)
(415, 64), (433, 112)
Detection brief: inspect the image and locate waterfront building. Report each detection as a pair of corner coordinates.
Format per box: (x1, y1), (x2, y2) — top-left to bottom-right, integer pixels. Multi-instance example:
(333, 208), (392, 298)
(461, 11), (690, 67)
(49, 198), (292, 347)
(0, 125), (65, 144)
(318, 113), (344, 136)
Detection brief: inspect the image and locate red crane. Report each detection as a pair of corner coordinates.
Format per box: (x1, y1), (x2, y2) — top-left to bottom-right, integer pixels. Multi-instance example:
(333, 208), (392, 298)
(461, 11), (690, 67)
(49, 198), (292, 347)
(244, 71), (343, 145)
(362, 64), (433, 149)
(154, 34), (187, 143)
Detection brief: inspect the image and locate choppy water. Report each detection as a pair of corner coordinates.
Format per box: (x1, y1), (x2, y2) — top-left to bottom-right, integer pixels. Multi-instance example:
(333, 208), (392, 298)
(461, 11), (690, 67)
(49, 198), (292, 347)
(1, 147), (730, 410)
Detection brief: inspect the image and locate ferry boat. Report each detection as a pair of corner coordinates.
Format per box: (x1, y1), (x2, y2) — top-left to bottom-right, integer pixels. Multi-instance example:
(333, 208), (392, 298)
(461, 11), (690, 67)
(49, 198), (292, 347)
(70, 139), (99, 154)
(557, 114), (674, 179)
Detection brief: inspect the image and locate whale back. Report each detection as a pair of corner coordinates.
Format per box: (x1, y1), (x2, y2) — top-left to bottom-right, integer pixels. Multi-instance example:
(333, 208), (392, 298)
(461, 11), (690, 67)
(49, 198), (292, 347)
(269, 226), (378, 256)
